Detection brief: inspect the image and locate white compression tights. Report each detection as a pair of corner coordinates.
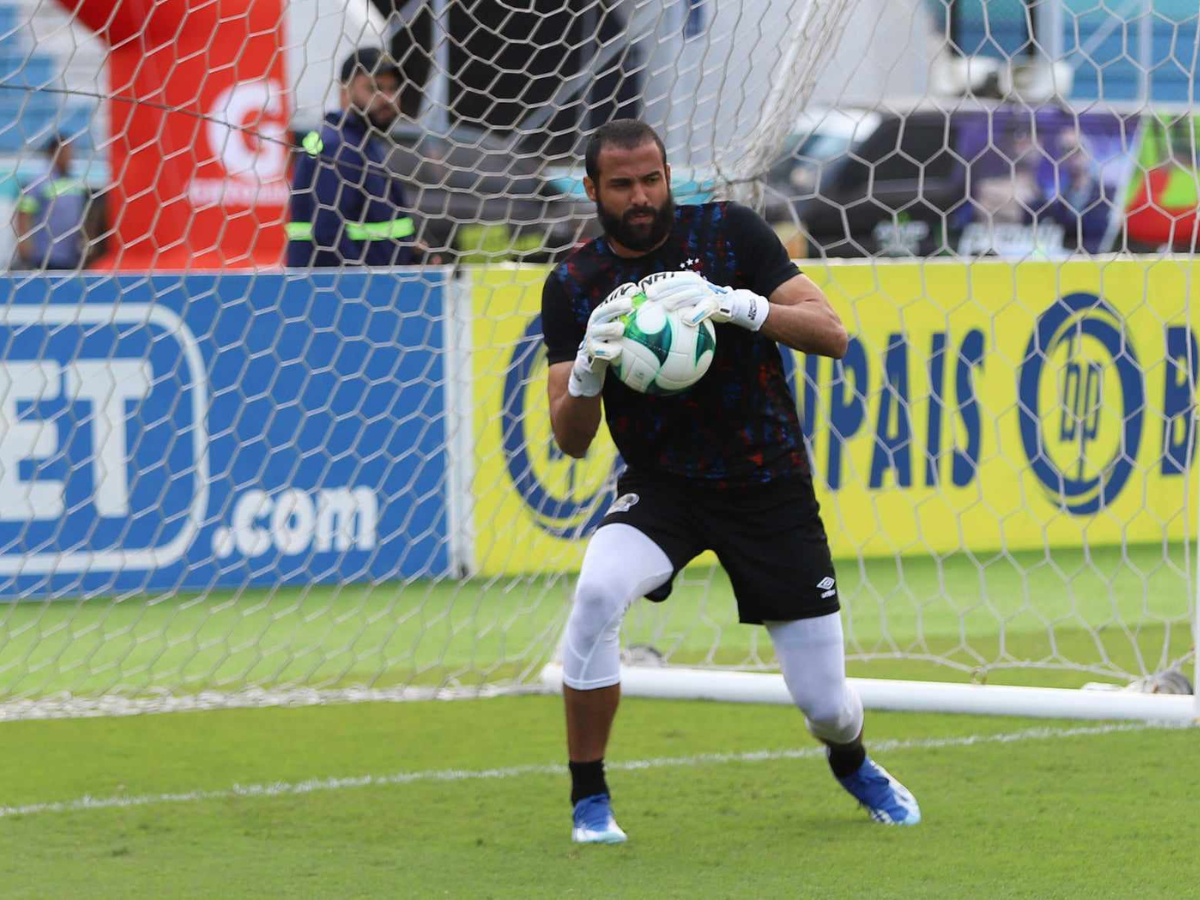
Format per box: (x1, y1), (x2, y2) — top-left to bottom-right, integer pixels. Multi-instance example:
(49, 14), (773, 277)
(561, 524), (865, 746)
(561, 524), (673, 690)
(765, 614), (864, 745)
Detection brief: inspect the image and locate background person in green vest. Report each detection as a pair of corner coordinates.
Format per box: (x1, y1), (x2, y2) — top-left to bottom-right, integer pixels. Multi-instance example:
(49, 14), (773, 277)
(16, 134), (90, 270)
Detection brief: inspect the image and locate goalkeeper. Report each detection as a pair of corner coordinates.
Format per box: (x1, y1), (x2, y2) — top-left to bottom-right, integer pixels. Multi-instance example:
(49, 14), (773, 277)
(541, 119), (921, 843)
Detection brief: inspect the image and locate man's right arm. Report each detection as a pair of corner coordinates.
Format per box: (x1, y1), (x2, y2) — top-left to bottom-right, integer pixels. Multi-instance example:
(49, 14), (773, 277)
(309, 140), (365, 261)
(15, 189), (39, 263)
(548, 361), (603, 459)
(542, 275), (634, 459)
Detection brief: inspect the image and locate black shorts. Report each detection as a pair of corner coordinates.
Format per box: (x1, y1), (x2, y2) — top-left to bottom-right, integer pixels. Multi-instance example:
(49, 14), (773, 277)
(598, 468), (840, 624)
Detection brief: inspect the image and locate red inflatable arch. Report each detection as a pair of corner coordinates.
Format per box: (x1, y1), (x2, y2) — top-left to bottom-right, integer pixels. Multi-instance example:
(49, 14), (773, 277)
(61, 0), (289, 269)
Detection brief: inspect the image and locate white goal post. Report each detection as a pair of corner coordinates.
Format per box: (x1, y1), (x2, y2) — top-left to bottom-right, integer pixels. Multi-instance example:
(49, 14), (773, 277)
(0, 0), (1196, 723)
(541, 664), (1198, 722)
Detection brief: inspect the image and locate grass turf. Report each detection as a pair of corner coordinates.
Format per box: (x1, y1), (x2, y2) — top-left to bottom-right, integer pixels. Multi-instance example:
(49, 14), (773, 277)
(0, 543), (1193, 896)
(1, 695), (1197, 899)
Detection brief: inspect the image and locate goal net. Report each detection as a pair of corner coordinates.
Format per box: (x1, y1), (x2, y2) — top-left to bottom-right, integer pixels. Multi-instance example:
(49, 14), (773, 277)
(0, 0), (1195, 721)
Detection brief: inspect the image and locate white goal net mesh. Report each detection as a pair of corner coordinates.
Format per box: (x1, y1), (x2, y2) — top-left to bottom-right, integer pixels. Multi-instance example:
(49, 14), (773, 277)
(0, 0), (1195, 716)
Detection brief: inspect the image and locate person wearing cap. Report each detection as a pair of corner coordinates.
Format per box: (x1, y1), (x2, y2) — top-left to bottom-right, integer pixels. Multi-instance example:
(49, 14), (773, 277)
(286, 48), (417, 267)
(15, 134), (90, 270)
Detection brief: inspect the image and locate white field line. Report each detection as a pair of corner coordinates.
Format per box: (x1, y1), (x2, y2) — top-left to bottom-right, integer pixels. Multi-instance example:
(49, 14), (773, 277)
(0, 721), (1189, 820)
(0, 686), (544, 722)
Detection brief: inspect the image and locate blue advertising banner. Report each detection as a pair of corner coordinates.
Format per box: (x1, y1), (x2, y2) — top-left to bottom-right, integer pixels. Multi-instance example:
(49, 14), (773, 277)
(0, 272), (449, 597)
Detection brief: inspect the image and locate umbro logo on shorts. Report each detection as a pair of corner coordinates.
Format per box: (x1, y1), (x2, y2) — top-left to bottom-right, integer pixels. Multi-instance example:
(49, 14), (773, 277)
(607, 493), (640, 515)
(816, 576), (836, 598)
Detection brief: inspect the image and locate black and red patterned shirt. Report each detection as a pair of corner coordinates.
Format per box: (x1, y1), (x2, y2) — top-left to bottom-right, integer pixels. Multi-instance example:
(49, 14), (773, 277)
(542, 201), (810, 486)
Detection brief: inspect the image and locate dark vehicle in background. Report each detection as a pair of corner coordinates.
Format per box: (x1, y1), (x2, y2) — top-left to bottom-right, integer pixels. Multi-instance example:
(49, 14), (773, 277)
(387, 121), (729, 262)
(385, 123), (597, 263)
(346, 101), (1179, 265)
(761, 108), (879, 229)
(781, 107), (966, 257)
(768, 102), (1140, 259)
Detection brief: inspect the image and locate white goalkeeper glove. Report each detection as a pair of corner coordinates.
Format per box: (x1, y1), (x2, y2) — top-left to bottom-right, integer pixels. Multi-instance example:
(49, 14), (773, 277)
(638, 271), (769, 333)
(681, 283), (770, 332)
(637, 271), (711, 315)
(568, 282), (637, 398)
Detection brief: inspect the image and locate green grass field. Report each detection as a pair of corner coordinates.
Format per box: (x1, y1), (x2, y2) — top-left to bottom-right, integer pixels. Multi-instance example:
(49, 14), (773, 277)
(0, 543), (1195, 897)
(0, 543), (1192, 699)
(1, 696), (1197, 899)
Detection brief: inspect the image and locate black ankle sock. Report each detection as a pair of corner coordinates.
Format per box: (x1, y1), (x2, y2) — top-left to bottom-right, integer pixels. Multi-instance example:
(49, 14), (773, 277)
(569, 759), (609, 805)
(826, 741), (867, 779)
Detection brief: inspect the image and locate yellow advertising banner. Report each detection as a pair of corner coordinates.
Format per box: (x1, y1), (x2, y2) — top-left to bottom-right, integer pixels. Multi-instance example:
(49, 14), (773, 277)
(471, 261), (1199, 574)
(470, 267), (620, 575)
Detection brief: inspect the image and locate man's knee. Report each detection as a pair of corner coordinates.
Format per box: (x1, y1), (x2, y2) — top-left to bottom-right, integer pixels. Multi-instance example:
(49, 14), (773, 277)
(803, 687), (863, 745)
(571, 575), (631, 637)
(562, 577), (632, 690)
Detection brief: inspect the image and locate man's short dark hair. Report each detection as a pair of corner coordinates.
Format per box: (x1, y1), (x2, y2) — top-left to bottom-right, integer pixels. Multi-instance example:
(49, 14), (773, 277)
(585, 120), (667, 183)
(340, 47), (402, 85)
(42, 133), (65, 156)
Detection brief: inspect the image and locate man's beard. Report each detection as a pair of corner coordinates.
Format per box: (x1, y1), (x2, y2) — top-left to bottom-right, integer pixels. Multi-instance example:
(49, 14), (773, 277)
(367, 109), (398, 131)
(597, 192), (675, 252)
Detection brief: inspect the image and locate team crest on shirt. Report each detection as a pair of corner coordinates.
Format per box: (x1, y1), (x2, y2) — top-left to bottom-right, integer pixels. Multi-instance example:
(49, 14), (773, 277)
(681, 257), (701, 272)
(607, 493), (640, 515)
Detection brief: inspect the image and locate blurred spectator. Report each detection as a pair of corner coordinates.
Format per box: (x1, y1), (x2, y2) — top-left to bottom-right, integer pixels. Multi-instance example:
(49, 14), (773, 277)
(286, 47), (418, 267)
(1042, 126), (1108, 252)
(15, 134), (90, 270)
(972, 127), (1046, 226)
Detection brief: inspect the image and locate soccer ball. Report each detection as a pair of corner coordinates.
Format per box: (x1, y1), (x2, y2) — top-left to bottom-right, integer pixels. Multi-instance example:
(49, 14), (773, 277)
(610, 291), (717, 395)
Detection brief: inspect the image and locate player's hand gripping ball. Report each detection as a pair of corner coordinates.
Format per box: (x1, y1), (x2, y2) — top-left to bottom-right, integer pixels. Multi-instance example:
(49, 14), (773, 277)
(609, 272), (717, 395)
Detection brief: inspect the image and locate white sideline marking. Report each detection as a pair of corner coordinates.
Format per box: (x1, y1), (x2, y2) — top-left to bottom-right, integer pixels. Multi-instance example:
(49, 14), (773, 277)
(0, 721), (1188, 820)
(0, 686), (543, 722)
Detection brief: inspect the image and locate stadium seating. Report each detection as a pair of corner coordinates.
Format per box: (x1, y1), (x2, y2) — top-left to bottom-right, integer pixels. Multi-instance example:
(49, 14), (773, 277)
(951, 0), (1200, 102)
(0, 0), (95, 155)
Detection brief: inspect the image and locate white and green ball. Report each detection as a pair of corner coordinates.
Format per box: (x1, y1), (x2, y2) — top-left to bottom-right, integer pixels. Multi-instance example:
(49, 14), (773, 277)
(610, 291), (717, 395)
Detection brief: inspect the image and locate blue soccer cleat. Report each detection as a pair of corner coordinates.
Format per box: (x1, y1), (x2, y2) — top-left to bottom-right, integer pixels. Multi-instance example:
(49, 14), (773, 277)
(571, 793), (628, 844)
(835, 756), (921, 826)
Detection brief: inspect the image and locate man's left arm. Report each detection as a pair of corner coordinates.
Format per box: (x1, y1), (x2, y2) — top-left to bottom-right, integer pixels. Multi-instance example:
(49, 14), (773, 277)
(755, 273), (848, 359)
(647, 202), (848, 359)
(727, 201), (846, 359)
